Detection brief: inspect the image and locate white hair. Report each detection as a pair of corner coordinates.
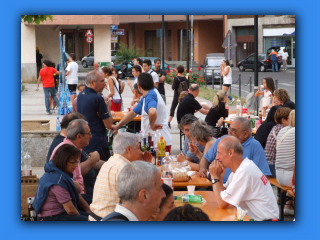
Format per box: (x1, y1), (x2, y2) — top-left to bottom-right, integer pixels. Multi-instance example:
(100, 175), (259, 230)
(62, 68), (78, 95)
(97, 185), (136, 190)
(112, 132), (140, 155)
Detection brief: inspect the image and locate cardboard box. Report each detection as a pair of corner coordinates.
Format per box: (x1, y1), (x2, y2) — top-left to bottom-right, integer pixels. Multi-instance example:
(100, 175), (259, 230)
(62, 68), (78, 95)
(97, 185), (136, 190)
(21, 175), (39, 216)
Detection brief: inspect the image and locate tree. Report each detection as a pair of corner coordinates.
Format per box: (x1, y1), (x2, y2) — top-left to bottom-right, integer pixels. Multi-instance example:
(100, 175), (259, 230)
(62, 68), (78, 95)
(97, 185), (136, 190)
(115, 43), (142, 63)
(21, 15), (53, 25)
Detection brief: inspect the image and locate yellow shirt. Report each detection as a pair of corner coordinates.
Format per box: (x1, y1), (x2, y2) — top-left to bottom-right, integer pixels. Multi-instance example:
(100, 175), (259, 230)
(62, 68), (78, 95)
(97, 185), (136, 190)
(89, 154), (131, 221)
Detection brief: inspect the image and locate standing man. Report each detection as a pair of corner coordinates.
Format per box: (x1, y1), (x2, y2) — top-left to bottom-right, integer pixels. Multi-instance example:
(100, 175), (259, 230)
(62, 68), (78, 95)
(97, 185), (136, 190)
(127, 65), (142, 93)
(77, 71), (113, 161)
(199, 117), (271, 182)
(269, 49), (279, 72)
(154, 58), (167, 103)
(102, 161), (166, 221)
(66, 53), (79, 104)
(36, 47), (43, 78)
(37, 60), (60, 115)
(209, 136), (279, 221)
(142, 59), (159, 88)
(282, 49), (289, 71)
(176, 84), (209, 123)
(112, 72), (172, 153)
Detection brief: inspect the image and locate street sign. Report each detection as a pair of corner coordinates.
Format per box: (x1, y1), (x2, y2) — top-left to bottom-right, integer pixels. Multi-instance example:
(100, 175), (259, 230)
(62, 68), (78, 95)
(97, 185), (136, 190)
(111, 35), (118, 43)
(85, 30), (93, 37)
(111, 25), (118, 30)
(111, 29), (124, 35)
(86, 37), (93, 43)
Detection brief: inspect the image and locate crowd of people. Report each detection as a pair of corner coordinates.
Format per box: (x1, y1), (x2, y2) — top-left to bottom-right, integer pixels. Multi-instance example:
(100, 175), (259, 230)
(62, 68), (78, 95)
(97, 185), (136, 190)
(33, 56), (295, 221)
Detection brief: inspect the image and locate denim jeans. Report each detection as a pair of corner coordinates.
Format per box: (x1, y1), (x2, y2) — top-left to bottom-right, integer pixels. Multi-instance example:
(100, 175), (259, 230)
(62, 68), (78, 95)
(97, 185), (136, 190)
(43, 87), (60, 113)
(271, 61), (278, 72)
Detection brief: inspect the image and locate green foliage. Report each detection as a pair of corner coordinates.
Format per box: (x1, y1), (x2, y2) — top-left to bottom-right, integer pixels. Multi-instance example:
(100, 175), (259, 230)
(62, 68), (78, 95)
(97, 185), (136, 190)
(115, 43), (142, 64)
(165, 68), (205, 86)
(21, 15), (53, 25)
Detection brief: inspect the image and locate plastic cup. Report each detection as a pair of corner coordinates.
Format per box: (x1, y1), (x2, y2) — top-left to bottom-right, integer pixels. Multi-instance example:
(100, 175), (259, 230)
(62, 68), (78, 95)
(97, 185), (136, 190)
(187, 185), (195, 195)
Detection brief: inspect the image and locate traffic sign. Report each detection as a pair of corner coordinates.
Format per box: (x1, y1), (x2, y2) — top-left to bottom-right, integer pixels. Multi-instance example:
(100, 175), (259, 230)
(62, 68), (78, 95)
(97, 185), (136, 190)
(85, 30), (93, 37)
(111, 29), (124, 35)
(111, 25), (118, 30)
(86, 37), (93, 43)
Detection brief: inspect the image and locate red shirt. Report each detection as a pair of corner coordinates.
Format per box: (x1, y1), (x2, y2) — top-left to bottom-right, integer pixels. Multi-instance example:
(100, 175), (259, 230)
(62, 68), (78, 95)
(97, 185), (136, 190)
(39, 67), (57, 88)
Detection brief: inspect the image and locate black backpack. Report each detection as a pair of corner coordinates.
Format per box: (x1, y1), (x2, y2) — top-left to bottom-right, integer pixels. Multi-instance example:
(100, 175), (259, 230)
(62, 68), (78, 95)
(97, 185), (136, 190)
(176, 77), (188, 95)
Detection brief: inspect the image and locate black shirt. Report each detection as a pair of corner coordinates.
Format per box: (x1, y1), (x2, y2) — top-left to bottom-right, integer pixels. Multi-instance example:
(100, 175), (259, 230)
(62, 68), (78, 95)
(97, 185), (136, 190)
(154, 68), (167, 95)
(172, 76), (189, 98)
(205, 102), (228, 127)
(46, 135), (65, 163)
(177, 93), (202, 123)
(77, 86), (110, 152)
(282, 99), (295, 110)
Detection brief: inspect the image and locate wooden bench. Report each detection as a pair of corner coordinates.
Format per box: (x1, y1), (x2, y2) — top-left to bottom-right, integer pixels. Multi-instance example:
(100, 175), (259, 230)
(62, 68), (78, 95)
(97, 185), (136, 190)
(269, 178), (294, 220)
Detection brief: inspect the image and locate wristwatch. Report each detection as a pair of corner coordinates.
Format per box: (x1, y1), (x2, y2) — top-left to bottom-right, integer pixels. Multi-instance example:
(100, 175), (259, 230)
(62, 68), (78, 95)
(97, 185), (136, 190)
(212, 179), (220, 184)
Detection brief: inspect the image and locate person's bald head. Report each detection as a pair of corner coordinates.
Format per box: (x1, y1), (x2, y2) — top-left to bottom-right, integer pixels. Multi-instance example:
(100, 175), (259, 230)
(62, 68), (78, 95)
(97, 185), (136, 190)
(219, 136), (243, 156)
(189, 84), (200, 97)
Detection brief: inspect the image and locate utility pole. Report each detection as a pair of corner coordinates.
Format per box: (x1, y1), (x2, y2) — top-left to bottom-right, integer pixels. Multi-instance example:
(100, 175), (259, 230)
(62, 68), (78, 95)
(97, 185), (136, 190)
(186, 15), (190, 72)
(254, 15), (259, 115)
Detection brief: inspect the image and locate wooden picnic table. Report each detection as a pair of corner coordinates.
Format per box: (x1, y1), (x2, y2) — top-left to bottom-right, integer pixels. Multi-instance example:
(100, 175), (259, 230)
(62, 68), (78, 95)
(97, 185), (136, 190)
(173, 173), (212, 188)
(111, 111), (141, 133)
(174, 191), (250, 221)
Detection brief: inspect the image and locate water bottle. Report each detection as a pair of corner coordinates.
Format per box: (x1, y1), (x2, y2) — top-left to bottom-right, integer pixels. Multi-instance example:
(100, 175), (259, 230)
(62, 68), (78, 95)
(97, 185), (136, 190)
(161, 152), (171, 172)
(236, 98), (241, 117)
(56, 117), (61, 131)
(21, 152), (32, 177)
(242, 102), (248, 117)
(174, 194), (202, 203)
(161, 154), (174, 190)
(153, 130), (161, 151)
(157, 137), (166, 166)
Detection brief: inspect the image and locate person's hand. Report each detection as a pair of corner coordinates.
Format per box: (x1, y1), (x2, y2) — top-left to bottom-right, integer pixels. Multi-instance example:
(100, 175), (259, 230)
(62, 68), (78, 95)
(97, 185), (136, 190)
(130, 100), (135, 106)
(111, 124), (119, 135)
(209, 160), (225, 180)
(36, 87), (39, 91)
(150, 124), (163, 131)
(258, 85), (261, 91)
(189, 140), (200, 155)
(217, 118), (224, 127)
(88, 151), (100, 164)
(142, 151), (152, 163)
(177, 153), (186, 162)
(198, 167), (208, 178)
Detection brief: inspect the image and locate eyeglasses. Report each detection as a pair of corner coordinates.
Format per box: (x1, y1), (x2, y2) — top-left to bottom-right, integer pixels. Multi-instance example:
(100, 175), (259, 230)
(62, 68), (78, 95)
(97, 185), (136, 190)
(83, 131), (92, 136)
(68, 160), (80, 165)
(228, 128), (246, 134)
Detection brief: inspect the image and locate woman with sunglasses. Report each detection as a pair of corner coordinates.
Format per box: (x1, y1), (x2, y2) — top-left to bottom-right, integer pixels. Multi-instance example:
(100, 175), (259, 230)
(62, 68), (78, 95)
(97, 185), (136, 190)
(33, 144), (89, 221)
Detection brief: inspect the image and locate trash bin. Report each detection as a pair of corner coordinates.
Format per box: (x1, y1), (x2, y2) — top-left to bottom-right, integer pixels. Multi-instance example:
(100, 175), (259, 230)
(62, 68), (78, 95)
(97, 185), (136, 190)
(98, 62), (111, 71)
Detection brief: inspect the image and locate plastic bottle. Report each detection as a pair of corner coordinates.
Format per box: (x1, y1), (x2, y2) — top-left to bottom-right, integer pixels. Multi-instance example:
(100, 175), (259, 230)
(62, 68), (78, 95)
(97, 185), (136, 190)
(147, 132), (153, 150)
(161, 154), (174, 190)
(56, 117), (61, 131)
(153, 130), (161, 151)
(21, 152), (32, 177)
(251, 117), (256, 129)
(242, 102), (248, 117)
(28, 197), (37, 221)
(157, 137), (166, 166)
(174, 194), (202, 203)
(236, 98), (241, 117)
(150, 147), (157, 165)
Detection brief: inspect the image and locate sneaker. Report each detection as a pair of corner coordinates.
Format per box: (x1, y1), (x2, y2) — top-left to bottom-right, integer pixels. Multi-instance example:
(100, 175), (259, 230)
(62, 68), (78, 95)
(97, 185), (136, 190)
(168, 122), (171, 129)
(229, 98), (235, 105)
(284, 208), (294, 216)
(47, 111), (52, 115)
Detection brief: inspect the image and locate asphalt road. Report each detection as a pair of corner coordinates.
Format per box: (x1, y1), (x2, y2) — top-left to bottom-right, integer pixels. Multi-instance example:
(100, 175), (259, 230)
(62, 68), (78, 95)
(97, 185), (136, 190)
(206, 67), (295, 102)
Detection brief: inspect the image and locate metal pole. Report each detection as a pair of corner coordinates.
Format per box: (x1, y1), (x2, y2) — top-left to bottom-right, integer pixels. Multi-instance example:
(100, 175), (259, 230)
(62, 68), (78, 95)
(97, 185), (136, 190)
(211, 70), (214, 89)
(220, 76), (223, 90)
(228, 32), (231, 61)
(275, 79), (278, 89)
(161, 15), (165, 70)
(254, 15), (259, 115)
(205, 69), (207, 88)
(239, 74), (241, 98)
(186, 15), (190, 73)
(191, 15), (193, 70)
(180, 30), (183, 62)
(63, 34), (66, 92)
(250, 76), (252, 92)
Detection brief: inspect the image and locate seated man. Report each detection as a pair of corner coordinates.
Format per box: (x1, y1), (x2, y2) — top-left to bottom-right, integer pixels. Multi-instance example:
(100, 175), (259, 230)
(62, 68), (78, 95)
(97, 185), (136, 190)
(199, 117), (271, 183)
(89, 132), (152, 221)
(176, 114), (205, 169)
(101, 161), (165, 221)
(176, 84), (209, 123)
(209, 136), (279, 221)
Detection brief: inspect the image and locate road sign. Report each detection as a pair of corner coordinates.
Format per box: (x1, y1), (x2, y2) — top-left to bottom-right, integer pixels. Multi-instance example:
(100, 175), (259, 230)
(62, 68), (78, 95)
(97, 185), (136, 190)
(111, 35), (118, 43)
(86, 37), (93, 43)
(111, 25), (118, 30)
(111, 29), (124, 35)
(85, 30), (93, 37)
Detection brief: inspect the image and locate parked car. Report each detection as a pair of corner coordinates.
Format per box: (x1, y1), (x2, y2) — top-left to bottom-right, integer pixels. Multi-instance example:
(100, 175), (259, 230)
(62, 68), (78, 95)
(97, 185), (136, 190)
(237, 53), (282, 72)
(81, 51), (94, 68)
(81, 50), (118, 68)
(201, 53), (225, 85)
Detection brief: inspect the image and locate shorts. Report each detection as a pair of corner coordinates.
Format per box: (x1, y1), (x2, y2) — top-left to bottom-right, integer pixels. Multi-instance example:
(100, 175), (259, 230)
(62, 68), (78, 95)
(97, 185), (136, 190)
(223, 84), (231, 87)
(68, 84), (77, 92)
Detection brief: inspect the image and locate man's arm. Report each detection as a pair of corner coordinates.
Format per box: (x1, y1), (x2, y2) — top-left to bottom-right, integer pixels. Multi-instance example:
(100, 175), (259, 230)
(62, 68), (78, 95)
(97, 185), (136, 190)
(80, 151), (100, 176)
(37, 76), (42, 89)
(148, 107), (162, 131)
(154, 82), (159, 88)
(198, 156), (210, 177)
(198, 108), (209, 115)
(114, 110), (137, 131)
(159, 75), (166, 83)
(77, 194), (91, 213)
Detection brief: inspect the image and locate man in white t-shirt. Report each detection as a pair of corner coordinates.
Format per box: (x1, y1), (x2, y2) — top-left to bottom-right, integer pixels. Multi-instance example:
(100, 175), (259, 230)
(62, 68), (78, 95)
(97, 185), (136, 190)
(66, 53), (79, 103)
(209, 136), (279, 221)
(282, 49), (289, 71)
(142, 59), (159, 88)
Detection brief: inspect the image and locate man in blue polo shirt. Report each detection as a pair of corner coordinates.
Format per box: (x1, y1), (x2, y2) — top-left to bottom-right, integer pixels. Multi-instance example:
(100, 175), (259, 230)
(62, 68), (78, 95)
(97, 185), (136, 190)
(199, 117), (271, 183)
(112, 72), (172, 153)
(77, 70), (113, 161)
